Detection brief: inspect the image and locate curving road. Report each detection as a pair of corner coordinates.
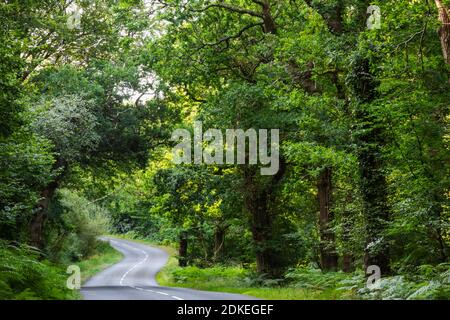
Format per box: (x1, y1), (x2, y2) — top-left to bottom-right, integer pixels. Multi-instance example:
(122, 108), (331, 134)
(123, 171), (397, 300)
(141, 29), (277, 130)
(81, 237), (256, 300)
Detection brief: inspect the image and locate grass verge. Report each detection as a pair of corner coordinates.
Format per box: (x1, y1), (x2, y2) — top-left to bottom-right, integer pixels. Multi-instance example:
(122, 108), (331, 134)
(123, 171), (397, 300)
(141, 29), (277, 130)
(78, 241), (123, 285)
(156, 264), (349, 300)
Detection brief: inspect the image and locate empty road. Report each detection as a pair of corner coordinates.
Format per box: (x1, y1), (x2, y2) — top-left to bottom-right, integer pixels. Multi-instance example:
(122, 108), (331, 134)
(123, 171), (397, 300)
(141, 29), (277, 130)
(81, 237), (256, 300)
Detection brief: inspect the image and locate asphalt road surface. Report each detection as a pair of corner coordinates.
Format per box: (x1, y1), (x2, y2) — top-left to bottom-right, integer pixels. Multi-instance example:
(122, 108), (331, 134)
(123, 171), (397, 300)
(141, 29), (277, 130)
(81, 237), (256, 300)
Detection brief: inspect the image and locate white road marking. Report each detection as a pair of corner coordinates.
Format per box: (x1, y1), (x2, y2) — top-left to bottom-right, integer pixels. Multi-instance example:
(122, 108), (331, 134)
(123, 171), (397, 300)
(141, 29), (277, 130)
(133, 286), (181, 299)
(134, 287), (156, 293)
(119, 246), (149, 286)
(113, 239), (185, 300)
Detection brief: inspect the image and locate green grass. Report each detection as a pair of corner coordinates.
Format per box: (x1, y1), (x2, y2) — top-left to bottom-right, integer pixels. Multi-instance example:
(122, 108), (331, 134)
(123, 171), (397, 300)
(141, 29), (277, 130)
(156, 264), (351, 300)
(77, 241), (123, 284)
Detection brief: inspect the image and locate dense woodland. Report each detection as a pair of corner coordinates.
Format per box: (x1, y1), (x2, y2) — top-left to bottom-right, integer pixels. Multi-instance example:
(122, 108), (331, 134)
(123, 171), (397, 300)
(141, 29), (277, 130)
(0, 0), (449, 300)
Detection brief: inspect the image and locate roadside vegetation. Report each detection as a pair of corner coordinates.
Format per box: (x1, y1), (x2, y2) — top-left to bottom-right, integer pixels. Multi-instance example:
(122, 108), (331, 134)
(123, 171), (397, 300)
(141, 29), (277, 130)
(120, 233), (450, 300)
(0, 238), (121, 300)
(158, 258), (450, 300)
(78, 241), (123, 284)
(0, 241), (79, 300)
(0, 189), (115, 299)
(157, 255), (450, 300)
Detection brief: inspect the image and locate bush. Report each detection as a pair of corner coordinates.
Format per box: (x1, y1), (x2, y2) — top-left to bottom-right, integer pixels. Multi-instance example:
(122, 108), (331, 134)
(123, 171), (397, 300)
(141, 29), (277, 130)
(0, 241), (78, 300)
(356, 263), (450, 300)
(285, 266), (355, 290)
(171, 266), (250, 287)
(46, 189), (110, 263)
(0, 132), (54, 241)
(285, 265), (450, 300)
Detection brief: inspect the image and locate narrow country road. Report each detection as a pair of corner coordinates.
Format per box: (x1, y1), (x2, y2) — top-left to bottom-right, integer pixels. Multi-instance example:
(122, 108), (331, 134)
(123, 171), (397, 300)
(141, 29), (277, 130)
(81, 237), (256, 300)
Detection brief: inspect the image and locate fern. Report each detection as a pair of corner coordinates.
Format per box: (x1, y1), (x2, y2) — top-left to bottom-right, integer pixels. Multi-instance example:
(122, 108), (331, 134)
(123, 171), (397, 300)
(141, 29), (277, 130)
(0, 241), (78, 300)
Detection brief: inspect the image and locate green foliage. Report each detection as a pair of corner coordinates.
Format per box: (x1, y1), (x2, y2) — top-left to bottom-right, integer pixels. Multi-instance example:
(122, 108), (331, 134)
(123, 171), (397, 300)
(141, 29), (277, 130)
(161, 263), (450, 300)
(285, 266), (357, 291)
(170, 266), (250, 286)
(77, 240), (123, 284)
(45, 189), (111, 263)
(284, 264), (450, 300)
(0, 241), (77, 300)
(0, 132), (55, 240)
(356, 264), (450, 300)
(104, 0), (449, 285)
(31, 95), (100, 163)
(0, 1), (28, 137)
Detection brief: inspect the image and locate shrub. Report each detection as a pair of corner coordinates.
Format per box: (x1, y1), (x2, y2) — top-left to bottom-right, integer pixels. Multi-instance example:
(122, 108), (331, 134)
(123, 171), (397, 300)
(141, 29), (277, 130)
(356, 263), (450, 300)
(285, 266), (354, 290)
(171, 266), (250, 287)
(285, 265), (450, 300)
(0, 241), (78, 300)
(46, 189), (110, 263)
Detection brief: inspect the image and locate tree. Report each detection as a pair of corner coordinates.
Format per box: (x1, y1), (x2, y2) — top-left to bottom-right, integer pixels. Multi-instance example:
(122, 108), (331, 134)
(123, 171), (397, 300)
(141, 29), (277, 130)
(11, 0), (158, 248)
(435, 0), (450, 65)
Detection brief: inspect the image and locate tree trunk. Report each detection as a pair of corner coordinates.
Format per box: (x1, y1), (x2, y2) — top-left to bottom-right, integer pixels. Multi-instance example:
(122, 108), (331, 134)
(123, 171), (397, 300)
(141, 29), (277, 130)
(242, 159), (286, 277)
(317, 167), (338, 271)
(360, 144), (390, 274)
(242, 169), (274, 276)
(29, 158), (66, 249)
(430, 195), (448, 262)
(29, 187), (57, 249)
(29, 196), (49, 249)
(213, 226), (226, 263)
(351, 56), (391, 275)
(342, 254), (354, 273)
(244, 174), (274, 275)
(29, 186), (58, 249)
(262, 1), (277, 34)
(435, 0), (450, 65)
(358, 118), (391, 274)
(342, 206), (355, 272)
(178, 231), (188, 267)
(304, 0), (345, 35)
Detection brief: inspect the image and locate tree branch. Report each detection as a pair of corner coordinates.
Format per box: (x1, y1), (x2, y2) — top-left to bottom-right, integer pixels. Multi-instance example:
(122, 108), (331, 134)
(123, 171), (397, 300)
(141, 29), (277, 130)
(190, 2), (263, 18)
(197, 22), (264, 51)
